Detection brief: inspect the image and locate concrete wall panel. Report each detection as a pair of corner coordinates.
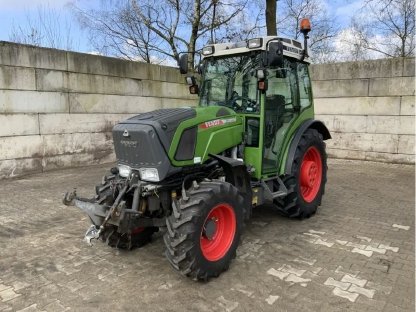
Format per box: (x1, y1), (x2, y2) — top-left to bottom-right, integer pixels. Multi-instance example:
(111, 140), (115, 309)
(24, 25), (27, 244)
(69, 94), (162, 114)
(67, 73), (143, 95)
(67, 52), (149, 80)
(364, 151), (414, 164)
(0, 66), (36, 90)
(0, 41), (67, 70)
(42, 151), (115, 172)
(39, 113), (134, 135)
(369, 77), (415, 96)
(141, 80), (195, 99)
(326, 148), (365, 161)
(42, 132), (113, 157)
(328, 148), (414, 164)
(310, 58), (403, 81)
(318, 115), (415, 135)
(403, 58), (415, 77)
(161, 97), (197, 108)
(316, 115), (367, 133)
(314, 97), (401, 116)
(327, 132), (399, 154)
(66, 52), (183, 84)
(35, 69), (68, 92)
(312, 79), (369, 98)
(0, 135), (43, 160)
(400, 96), (415, 115)
(0, 114), (39, 137)
(0, 90), (69, 113)
(0, 158), (42, 179)
(397, 135), (414, 155)
(367, 116), (414, 135)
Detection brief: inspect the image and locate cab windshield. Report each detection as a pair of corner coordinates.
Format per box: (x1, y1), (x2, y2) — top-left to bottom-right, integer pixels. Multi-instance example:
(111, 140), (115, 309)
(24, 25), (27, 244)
(199, 53), (262, 113)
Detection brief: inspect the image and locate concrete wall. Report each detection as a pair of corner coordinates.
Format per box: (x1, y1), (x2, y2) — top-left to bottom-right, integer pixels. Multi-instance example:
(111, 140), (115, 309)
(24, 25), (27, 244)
(0, 41), (196, 179)
(311, 57), (415, 164)
(0, 41), (414, 179)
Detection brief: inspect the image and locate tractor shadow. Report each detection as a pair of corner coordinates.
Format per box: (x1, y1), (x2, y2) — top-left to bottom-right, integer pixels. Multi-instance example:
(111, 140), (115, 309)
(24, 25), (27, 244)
(245, 203), (315, 241)
(250, 203), (287, 222)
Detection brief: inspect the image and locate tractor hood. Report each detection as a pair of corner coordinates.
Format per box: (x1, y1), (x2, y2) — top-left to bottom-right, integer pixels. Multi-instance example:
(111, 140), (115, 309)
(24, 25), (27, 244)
(113, 106), (244, 181)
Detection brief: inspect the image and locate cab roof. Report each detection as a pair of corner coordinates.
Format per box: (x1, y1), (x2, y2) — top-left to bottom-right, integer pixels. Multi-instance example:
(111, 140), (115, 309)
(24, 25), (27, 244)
(201, 36), (310, 63)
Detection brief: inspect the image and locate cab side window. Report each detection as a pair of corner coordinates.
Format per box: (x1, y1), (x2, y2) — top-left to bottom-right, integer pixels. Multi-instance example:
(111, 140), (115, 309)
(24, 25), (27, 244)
(297, 63), (312, 109)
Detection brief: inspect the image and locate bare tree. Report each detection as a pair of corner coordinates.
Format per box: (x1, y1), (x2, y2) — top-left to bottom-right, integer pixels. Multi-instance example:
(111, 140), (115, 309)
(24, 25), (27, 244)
(332, 20), (371, 62)
(70, 0), (249, 68)
(347, 0), (415, 58)
(73, 2), (162, 63)
(266, 0), (277, 35)
(9, 4), (78, 51)
(276, 0), (338, 63)
(214, 0), (265, 42)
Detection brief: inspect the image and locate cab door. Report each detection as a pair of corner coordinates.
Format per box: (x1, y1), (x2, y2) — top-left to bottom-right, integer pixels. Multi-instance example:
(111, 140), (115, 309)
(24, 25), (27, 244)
(262, 58), (300, 175)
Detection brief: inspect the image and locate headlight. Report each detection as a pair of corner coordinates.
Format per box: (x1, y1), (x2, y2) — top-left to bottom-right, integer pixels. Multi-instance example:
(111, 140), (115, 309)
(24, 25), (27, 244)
(118, 164), (132, 178)
(247, 38), (263, 49)
(139, 168), (160, 182)
(202, 46), (214, 55)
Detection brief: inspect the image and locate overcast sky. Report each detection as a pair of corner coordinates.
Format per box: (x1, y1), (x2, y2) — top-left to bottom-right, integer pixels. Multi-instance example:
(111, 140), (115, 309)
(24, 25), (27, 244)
(0, 0), (363, 53)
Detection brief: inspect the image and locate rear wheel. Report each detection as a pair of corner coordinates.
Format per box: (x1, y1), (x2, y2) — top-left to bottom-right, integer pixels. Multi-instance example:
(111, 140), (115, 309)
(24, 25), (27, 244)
(276, 129), (327, 218)
(164, 181), (245, 281)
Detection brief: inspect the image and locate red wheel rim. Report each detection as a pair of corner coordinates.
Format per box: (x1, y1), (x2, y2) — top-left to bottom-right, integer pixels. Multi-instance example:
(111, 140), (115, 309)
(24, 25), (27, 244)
(300, 146), (323, 203)
(200, 203), (236, 262)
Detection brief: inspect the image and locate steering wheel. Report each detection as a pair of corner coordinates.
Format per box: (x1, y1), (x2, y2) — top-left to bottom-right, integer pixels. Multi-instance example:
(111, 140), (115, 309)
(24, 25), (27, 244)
(231, 94), (257, 112)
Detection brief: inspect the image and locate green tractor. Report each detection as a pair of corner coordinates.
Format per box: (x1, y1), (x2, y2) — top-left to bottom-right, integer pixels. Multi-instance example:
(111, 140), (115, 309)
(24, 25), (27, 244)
(63, 20), (330, 281)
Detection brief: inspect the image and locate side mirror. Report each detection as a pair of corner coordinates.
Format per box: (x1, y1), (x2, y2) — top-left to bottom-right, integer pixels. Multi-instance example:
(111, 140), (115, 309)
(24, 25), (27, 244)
(186, 76), (199, 95)
(179, 54), (188, 74)
(267, 41), (284, 67)
(189, 85), (199, 95)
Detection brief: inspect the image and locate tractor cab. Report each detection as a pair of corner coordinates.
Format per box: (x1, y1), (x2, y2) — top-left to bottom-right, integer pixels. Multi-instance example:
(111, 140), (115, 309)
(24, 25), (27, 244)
(180, 32), (314, 179)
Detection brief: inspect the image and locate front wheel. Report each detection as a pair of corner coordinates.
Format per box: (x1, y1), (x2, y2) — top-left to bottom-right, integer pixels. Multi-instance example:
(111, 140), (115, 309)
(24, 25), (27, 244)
(276, 128), (327, 218)
(164, 181), (245, 281)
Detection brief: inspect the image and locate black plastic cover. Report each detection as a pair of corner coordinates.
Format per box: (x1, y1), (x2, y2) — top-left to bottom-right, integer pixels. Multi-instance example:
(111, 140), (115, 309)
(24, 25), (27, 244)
(112, 108), (196, 181)
(120, 108), (196, 153)
(175, 126), (197, 161)
(113, 123), (173, 180)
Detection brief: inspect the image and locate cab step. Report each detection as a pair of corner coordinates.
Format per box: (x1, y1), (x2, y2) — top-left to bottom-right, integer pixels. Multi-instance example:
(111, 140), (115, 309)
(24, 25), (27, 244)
(260, 176), (288, 202)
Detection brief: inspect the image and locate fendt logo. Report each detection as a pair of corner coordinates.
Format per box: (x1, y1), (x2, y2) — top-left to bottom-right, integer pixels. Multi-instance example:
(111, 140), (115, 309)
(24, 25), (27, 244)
(199, 117), (237, 129)
(120, 140), (137, 148)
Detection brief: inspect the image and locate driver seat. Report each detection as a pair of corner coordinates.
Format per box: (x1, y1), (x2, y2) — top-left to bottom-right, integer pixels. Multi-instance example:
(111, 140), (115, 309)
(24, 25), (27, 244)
(264, 95), (285, 148)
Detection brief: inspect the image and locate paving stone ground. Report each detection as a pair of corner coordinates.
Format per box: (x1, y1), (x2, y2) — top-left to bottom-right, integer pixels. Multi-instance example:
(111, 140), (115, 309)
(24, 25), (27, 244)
(0, 159), (414, 312)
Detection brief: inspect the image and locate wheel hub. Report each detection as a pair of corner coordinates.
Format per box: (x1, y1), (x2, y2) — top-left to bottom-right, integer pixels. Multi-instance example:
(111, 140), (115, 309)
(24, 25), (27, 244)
(301, 160), (317, 187)
(200, 203), (236, 262)
(299, 146), (323, 203)
(203, 218), (217, 240)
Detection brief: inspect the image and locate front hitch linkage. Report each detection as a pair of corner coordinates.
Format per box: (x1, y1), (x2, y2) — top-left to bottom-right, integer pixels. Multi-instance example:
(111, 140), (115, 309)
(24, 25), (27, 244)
(63, 185), (129, 246)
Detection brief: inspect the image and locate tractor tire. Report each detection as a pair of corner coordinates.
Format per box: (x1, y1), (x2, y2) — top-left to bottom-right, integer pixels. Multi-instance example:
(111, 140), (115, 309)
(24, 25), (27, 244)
(95, 174), (156, 250)
(164, 181), (245, 281)
(276, 128), (327, 219)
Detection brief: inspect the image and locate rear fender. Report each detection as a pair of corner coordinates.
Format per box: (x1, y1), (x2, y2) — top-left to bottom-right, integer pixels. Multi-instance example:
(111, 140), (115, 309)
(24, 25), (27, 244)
(284, 119), (331, 175)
